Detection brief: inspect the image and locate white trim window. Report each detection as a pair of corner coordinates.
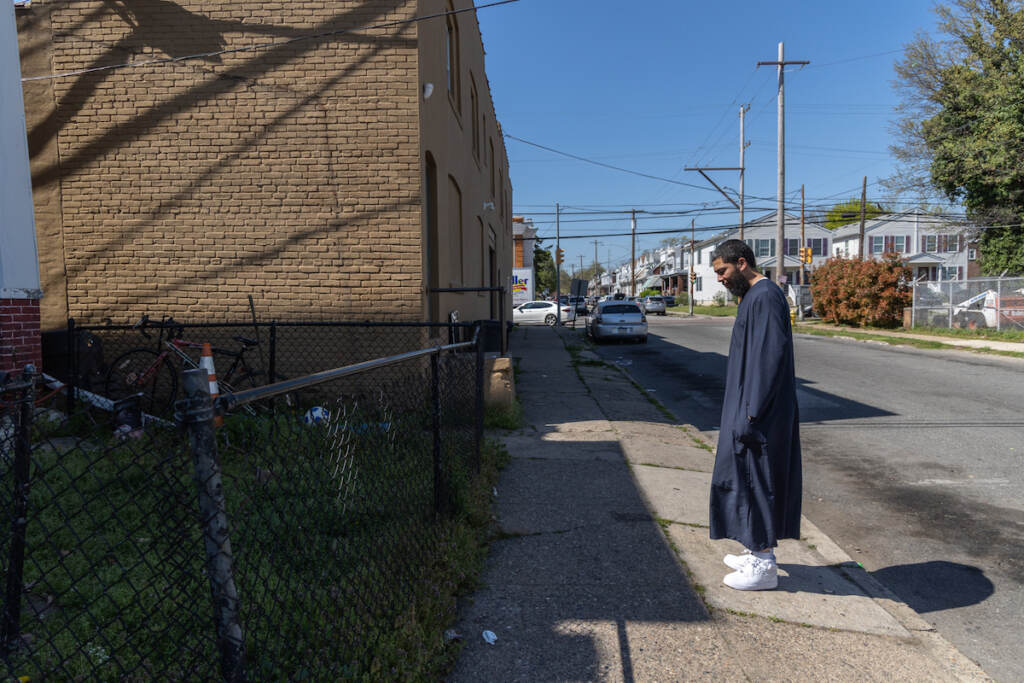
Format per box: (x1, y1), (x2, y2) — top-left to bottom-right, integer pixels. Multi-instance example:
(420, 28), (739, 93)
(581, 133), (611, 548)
(893, 235), (908, 253)
(969, 248), (977, 260)
(870, 235), (885, 255)
(695, 277), (703, 292)
(924, 235), (937, 252)
(807, 237), (828, 256)
(754, 239), (775, 258)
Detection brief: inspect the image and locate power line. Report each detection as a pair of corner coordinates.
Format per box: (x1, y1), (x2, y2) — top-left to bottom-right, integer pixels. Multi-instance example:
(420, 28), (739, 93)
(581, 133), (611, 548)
(21, 0), (520, 82)
(504, 134), (721, 193)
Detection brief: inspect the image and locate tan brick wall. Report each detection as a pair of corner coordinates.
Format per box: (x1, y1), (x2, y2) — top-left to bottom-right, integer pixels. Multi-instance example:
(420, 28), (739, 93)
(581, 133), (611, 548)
(19, 0), (435, 328)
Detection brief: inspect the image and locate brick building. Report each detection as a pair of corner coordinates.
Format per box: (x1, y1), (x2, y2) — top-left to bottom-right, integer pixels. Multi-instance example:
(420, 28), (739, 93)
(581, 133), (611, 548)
(17, 0), (512, 332)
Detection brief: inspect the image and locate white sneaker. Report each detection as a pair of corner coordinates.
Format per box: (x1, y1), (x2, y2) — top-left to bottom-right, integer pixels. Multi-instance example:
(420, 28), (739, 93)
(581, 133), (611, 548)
(723, 556), (778, 591)
(723, 549), (775, 571)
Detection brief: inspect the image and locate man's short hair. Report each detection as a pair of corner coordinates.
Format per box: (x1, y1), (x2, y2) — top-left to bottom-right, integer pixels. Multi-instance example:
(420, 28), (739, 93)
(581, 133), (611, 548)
(711, 239), (756, 270)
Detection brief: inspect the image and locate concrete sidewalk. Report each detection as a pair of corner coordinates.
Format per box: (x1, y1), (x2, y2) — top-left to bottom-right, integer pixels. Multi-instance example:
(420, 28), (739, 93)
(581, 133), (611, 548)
(448, 325), (988, 681)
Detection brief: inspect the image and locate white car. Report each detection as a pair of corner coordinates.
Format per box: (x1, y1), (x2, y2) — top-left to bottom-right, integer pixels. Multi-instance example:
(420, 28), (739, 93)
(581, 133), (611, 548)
(587, 300), (648, 343)
(513, 300), (576, 325)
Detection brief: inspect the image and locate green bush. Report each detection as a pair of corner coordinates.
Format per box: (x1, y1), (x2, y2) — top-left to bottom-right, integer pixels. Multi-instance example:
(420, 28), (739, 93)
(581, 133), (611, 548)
(810, 254), (912, 327)
(639, 288), (661, 297)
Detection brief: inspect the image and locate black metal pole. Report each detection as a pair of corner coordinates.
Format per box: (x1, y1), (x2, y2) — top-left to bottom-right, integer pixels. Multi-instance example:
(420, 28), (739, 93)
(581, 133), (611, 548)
(66, 318), (77, 416)
(498, 288), (506, 356)
(3, 365), (35, 653)
(431, 352), (445, 515)
(177, 369), (246, 681)
(268, 322), (277, 385)
(474, 323), (484, 475)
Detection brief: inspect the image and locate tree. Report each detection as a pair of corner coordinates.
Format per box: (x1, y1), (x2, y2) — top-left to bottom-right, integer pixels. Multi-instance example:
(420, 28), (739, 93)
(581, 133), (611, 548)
(824, 199), (887, 230)
(533, 245), (555, 296)
(810, 254), (912, 327)
(889, 0), (1024, 274)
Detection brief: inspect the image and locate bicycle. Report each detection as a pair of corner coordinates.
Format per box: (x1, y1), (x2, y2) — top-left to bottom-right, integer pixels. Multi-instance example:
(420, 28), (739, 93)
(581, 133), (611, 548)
(104, 316), (286, 416)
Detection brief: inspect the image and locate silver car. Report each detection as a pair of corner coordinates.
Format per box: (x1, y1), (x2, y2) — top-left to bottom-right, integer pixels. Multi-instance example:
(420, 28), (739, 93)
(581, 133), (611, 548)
(641, 296), (667, 316)
(587, 301), (648, 343)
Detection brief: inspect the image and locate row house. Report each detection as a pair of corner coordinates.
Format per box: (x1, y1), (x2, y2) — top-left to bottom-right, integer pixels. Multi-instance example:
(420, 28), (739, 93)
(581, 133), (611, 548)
(686, 212), (832, 305)
(831, 209), (976, 281)
(17, 0), (512, 332)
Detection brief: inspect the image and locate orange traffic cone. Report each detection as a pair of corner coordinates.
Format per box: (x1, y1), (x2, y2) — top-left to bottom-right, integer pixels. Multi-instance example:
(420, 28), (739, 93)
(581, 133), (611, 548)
(199, 343), (223, 427)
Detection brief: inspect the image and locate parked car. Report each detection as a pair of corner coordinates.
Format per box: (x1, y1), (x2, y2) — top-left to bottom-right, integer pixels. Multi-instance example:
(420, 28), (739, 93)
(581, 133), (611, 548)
(641, 296), (667, 316)
(513, 300), (576, 325)
(569, 296), (588, 315)
(663, 295), (676, 307)
(587, 300), (647, 343)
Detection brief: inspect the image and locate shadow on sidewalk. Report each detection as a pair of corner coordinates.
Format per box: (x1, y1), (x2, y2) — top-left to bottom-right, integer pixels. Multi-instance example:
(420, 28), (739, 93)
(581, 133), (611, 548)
(776, 560), (994, 613)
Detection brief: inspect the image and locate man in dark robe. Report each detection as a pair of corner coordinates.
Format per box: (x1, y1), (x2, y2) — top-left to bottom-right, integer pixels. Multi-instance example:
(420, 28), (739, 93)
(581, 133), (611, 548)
(708, 239), (801, 591)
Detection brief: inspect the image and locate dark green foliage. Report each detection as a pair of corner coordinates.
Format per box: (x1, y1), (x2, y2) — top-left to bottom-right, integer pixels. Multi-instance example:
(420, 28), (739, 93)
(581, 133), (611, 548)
(892, 0), (1024, 274)
(824, 199), (887, 230)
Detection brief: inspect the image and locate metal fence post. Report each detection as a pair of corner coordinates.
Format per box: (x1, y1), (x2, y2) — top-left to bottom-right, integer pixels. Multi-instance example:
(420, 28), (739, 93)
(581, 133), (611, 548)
(66, 318), (77, 416)
(176, 368), (246, 682)
(3, 365), (35, 654)
(911, 282), (917, 329)
(268, 322), (277, 384)
(948, 280), (953, 329)
(474, 323), (484, 475)
(997, 278), (1003, 331)
(431, 352), (447, 515)
(498, 287), (507, 356)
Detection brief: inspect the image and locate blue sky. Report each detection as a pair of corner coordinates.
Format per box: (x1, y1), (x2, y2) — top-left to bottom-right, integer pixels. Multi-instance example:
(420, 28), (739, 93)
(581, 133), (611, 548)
(477, 0), (942, 273)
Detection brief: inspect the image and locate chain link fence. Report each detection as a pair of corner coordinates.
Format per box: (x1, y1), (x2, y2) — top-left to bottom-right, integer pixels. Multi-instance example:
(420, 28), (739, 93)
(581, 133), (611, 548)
(910, 277), (1024, 330)
(55, 318), (477, 419)
(1, 322), (486, 680)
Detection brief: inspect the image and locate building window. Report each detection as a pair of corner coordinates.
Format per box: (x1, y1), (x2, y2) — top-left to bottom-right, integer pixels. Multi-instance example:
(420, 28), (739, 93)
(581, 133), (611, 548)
(695, 277), (703, 292)
(697, 248), (702, 265)
(808, 237), (827, 256)
(924, 235), (937, 252)
(445, 3), (460, 112)
(498, 169), (504, 216)
(754, 239), (775, 258)
(871, 236), (884, 254)
(941, 266), (962, 281)
(784, 239), (800, 256)
(488, 139), (495, 198)
(969, 248), (977, 260)
(478, 217), (486, 285)
(470, 78), (479, 160)
(448, 176), (463, 284)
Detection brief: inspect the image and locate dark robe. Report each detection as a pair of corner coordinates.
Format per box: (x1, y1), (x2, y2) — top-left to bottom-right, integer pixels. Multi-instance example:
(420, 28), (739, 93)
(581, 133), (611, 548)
(709, 278), (801, 550)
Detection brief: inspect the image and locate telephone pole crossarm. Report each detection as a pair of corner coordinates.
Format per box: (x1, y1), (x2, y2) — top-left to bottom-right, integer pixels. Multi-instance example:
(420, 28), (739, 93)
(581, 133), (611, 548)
(684, 167), (742, 210)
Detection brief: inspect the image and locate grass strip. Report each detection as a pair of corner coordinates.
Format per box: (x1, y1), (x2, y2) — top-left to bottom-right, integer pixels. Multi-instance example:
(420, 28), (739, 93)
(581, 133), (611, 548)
(796, 326), (1024, 359)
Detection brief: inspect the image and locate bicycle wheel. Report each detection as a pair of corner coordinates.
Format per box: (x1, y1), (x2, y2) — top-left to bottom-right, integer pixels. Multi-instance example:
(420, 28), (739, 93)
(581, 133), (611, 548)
(105, 349), (178, 416)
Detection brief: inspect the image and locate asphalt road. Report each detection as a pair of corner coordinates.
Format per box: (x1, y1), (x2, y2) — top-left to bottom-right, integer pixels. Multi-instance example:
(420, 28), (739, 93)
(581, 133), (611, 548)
(585, 315), (1024, 682)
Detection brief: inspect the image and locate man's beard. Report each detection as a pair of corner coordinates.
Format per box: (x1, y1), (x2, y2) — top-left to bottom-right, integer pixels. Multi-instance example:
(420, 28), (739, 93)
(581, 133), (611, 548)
(722, 270), (750, 298)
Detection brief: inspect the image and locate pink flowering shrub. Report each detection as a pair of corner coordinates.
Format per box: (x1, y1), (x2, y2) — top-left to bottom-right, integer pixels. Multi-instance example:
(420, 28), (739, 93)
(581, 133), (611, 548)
(809, 253), (912, 328)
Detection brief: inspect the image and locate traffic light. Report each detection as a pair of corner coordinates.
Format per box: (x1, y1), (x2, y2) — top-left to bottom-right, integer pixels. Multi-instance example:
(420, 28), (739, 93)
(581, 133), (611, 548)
(689, 271), (697, 283)
(800, 247), (813, 264)
(555, 248), (564, 265)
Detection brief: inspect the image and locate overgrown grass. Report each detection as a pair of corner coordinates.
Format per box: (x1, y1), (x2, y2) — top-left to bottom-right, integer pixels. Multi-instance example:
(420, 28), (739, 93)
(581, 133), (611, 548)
(908, 325), (1024, 342)
(485, 400), (523, 430)
(6, 399), (509, 681)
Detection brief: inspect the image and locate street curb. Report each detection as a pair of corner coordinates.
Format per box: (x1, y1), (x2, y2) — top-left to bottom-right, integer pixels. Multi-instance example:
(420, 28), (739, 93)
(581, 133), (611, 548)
(556, 326), (990, 681)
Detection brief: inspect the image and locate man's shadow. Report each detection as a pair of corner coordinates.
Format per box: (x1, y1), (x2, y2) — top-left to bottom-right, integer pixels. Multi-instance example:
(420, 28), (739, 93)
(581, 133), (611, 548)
(777, 560), (994, 612)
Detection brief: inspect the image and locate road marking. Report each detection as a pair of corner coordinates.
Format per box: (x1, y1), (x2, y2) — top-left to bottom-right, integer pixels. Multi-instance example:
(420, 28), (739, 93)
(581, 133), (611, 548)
(908, 478), (1010, 487)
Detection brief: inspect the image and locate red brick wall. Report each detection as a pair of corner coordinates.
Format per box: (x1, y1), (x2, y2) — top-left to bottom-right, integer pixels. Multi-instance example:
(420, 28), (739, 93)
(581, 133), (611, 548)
(0, 298), (43, 376)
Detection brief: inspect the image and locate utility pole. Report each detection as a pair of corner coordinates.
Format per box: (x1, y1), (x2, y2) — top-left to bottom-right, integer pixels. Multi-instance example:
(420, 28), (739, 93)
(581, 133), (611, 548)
(799, 184), (806, 320)
(759, 42), (809, 285)
(593, 240), (600, 271)
(739, 104), (749, 240)
(689, 219), (695, 316)
(858, 176), (867, 260)
(555, 202), (561, 323)
(631, 209), (637, 297)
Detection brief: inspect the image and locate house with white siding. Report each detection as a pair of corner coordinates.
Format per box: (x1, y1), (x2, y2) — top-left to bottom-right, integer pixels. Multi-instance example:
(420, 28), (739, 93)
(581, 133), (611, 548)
(687, 212), (832, 304)
(831, 209), (977, 281)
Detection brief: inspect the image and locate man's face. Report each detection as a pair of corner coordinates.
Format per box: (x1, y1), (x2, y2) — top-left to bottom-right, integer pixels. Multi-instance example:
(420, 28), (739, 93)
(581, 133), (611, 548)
(712, 257), (750, 298)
